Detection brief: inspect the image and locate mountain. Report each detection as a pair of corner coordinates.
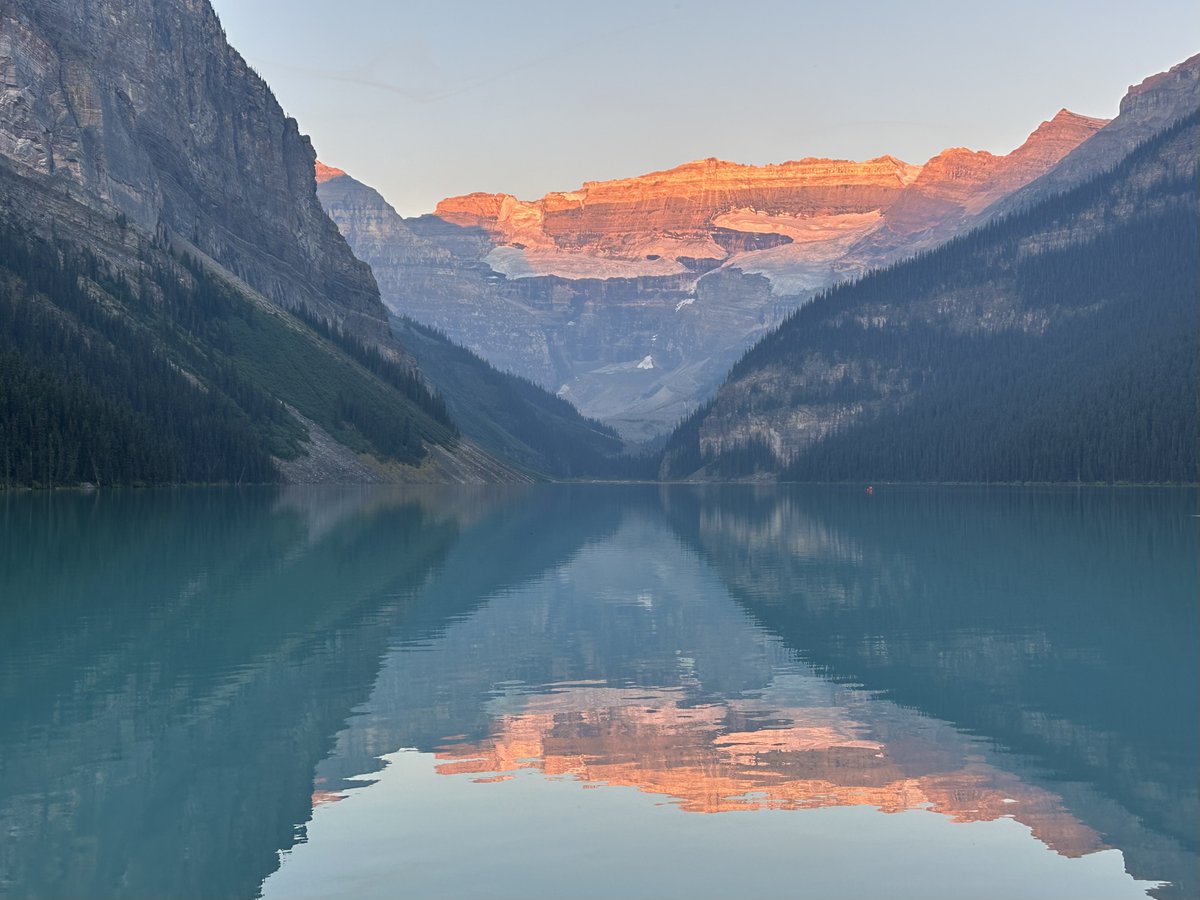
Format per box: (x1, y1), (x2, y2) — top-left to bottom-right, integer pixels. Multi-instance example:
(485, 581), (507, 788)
(314, 167), (635, 477)
(0, 0), (522, 486)
(0, 0), (387, 341)
(388, 316), (640, 478)
(980, 53), (1200, 222)
(325, 112), (1104, 441)
(660, 94), (1199, 483)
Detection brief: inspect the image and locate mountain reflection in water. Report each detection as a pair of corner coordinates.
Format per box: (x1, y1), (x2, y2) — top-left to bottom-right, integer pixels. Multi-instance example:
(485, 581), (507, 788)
(0, 486), (1194, 900)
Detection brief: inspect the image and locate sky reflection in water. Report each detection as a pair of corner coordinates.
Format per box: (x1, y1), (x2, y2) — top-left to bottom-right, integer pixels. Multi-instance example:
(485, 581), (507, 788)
(0, 486), (1194, 900)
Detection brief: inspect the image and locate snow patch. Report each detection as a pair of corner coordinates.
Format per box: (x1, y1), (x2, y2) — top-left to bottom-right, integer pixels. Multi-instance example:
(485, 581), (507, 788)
(637, 355), (655, 370)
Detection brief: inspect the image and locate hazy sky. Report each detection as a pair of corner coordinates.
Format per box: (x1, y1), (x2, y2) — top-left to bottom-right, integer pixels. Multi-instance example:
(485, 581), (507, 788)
(210, 1), (1199, 216)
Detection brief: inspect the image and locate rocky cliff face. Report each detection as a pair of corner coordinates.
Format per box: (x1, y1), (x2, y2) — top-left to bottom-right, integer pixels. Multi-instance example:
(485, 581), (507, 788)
(0, 0), (388, 339)
(981, 54), (1200, 222)
(0, 0), (533, 485)
(332, 110), (1102, 441)
(435, 155), (921, 278)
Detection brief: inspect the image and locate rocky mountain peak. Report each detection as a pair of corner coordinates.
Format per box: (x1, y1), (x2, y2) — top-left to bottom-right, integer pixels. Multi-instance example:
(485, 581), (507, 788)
(315, 161), (348, 183)
(1010, 109), (1111, 162)
(903, 111), (1107, 214)
(1121, 53), (1200, 115)
(980, 54), (1199, 224)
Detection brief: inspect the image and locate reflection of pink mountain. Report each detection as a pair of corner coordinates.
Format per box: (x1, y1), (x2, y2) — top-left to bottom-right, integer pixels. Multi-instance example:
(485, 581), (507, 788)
(434, 686), (1103, 859)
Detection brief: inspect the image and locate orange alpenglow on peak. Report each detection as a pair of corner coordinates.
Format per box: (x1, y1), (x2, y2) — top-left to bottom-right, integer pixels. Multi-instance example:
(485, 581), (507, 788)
(314, 160), (347, 184)
(422, 109), (1103, 287)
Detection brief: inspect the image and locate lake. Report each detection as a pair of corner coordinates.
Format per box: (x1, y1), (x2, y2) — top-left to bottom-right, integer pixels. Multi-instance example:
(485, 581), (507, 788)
(0, 485), (1196, 899)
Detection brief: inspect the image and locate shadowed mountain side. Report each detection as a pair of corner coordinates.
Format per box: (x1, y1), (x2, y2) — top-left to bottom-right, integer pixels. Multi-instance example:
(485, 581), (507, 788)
(388, 315), (637, 478)
(661, 109), (1199, 483)
(658, 486), (1199, 899)
(0, 0), (525, 485)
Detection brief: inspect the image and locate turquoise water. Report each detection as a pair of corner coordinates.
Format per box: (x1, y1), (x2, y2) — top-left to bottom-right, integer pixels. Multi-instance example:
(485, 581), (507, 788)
(0, 486), (1195, 899)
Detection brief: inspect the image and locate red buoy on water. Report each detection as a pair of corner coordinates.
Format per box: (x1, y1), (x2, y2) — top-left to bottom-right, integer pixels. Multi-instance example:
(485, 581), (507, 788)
(866, 485), (874, 495)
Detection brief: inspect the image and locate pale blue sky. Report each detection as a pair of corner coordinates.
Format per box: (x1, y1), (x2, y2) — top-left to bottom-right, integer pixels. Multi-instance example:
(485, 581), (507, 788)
(210, 1), (1199, 215)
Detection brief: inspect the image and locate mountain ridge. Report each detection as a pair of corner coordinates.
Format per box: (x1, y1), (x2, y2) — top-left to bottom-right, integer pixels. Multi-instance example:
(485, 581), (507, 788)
(659, 105), (1199, 483)
(321, 104), (1106, 440)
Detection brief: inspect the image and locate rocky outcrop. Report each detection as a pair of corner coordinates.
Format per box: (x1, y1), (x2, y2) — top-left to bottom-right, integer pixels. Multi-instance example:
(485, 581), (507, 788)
(0, 0), (388, 340)
(334, 109), (1102, 440)
(980, 54), (1200, 221)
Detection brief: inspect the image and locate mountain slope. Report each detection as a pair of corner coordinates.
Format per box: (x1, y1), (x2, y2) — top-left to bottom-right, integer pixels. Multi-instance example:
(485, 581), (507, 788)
(316, 167), (644, 477)
(326, 112), (1102, 440)
(0, 0), (520, 485)
(661, 109), (1199, 484)
(980, 54), (1200, 222)
(0, 218), (468, 486)
(389, 316), (635, 479)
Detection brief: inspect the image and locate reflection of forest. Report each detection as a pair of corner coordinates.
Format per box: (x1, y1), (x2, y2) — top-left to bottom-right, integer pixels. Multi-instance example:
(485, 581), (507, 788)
(659, 486), (1199, 900)
(0, 485), (583, 900)
(0, 486), (1193, 900)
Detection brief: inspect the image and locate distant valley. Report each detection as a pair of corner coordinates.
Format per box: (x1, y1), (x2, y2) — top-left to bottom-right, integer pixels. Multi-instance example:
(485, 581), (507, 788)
(318, 110), (1107, 441)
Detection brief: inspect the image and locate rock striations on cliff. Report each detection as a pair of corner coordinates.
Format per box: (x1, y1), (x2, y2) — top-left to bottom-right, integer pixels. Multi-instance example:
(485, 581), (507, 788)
(331, 109), (1105, 441)
(0, 0), (393, 341)
(0, 0), (529, 485)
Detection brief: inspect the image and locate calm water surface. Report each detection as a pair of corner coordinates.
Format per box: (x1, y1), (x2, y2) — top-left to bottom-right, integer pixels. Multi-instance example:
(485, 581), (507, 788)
(0, 486), (1196, 899)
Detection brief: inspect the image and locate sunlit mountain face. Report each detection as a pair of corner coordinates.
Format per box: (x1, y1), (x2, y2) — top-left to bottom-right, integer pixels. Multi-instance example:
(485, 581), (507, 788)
(316, 110), (1108, 440)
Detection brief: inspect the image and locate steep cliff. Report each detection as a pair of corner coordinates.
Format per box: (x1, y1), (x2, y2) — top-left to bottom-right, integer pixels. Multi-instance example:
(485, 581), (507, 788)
(0, 0), (392, 339)
(434, 155), (921, 278)
(0, 0), (524, 485)
(338, 110), (1102, 440)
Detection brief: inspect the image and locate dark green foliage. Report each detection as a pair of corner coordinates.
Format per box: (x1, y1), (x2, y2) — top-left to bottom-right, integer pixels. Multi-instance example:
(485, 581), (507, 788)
(683, 112), (1200, 484)
(335, 388), (422, 460)
(0, 221), (460, 488)
(660, 400), (712, 480)
(293, 305), (454, 431)
(785, 203), (1198, 483)
(0, 226), (286, 487)
(391, 315), (658, 479)
(708, 436), (779, 479)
